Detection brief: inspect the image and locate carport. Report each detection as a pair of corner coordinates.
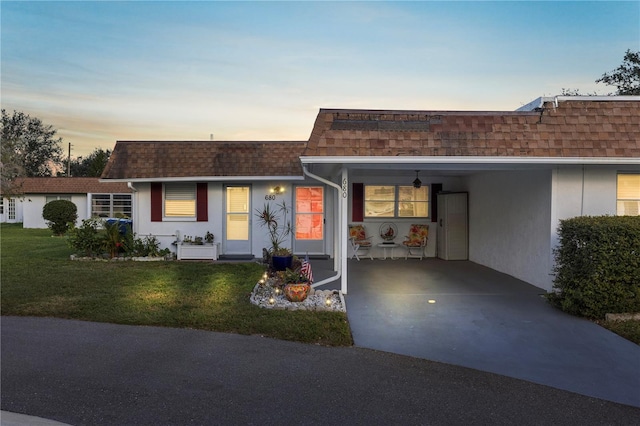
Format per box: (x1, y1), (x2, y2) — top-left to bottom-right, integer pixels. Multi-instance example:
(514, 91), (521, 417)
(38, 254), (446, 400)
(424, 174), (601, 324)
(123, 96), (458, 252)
(301, 99), (640, 295)
(339, 258), (640, 408)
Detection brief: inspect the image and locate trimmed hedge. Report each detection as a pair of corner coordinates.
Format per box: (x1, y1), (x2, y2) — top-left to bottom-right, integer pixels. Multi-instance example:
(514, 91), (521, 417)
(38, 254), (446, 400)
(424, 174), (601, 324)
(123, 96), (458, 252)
(42, 199), (78, 236)
(549, 216), (640, 319)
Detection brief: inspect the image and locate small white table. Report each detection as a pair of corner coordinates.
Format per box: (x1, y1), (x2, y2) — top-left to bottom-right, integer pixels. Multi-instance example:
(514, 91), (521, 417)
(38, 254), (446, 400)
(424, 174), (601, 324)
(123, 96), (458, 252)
(377, 243), (399, 260)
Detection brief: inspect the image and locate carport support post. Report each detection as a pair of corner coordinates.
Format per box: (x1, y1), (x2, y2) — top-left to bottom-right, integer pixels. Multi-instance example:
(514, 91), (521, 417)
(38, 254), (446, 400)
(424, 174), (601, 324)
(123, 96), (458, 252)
(341, 168), (348, 294)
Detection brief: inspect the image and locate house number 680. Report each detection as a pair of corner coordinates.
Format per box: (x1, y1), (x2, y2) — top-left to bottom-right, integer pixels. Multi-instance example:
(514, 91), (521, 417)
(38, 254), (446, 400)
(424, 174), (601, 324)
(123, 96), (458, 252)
(265, 194), (277, 200)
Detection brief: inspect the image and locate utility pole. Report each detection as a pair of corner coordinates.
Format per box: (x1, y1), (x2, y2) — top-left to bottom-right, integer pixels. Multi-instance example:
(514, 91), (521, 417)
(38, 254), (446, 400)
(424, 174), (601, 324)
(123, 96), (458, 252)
(67, 143), (72, 177)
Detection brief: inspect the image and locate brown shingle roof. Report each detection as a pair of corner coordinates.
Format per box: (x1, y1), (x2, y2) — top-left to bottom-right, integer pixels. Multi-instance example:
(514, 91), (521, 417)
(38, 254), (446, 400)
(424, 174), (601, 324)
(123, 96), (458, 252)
(303, 99), (640, 158)
(9, 177), (132, 195)
(100, 98), (639, 181)
(101, 141), (306, 180)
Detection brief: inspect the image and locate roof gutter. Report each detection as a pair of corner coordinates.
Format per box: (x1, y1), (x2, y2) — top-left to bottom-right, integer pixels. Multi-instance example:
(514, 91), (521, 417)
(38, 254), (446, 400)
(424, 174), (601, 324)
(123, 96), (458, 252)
(127, 182), (138, 235)
(300, 156), (640, 165)
(302, 165), (342, 289)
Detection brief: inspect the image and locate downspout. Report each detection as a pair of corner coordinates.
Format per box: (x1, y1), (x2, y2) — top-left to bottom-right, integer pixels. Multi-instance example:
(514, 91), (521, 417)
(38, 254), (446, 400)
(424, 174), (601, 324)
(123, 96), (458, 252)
(127, 182), (138, 235)
(302, 165), (343, 289)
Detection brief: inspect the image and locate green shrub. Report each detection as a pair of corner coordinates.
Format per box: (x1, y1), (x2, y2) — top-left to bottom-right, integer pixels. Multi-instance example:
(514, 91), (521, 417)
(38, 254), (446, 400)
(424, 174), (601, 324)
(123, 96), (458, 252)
(550, 216), (640, 319)
(134, 234), (170, 257)
(67, 218), (103, 257)
(42, 200), (78, 235)
(68, 219), (170, 259)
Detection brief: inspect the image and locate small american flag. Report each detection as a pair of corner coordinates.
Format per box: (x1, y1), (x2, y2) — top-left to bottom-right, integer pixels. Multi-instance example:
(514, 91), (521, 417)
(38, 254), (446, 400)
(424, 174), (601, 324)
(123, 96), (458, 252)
(301, 254), (313, 284)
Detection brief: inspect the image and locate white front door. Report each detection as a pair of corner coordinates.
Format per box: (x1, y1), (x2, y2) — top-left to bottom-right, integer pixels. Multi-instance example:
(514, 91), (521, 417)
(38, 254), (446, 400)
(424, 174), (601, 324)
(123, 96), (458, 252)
(224, 186), (251, 254)
(293, 186), (325, 255)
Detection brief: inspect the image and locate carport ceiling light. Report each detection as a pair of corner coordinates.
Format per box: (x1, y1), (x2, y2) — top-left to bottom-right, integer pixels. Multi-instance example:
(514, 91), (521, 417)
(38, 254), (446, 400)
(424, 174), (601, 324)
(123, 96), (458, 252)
(413, 170), (422, 189)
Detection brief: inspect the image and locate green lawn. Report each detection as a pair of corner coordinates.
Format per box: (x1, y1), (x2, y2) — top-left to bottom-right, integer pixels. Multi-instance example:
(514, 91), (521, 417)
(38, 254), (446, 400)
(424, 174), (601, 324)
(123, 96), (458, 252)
(598, 319), (640, 345)
(1, 224), (353, 346)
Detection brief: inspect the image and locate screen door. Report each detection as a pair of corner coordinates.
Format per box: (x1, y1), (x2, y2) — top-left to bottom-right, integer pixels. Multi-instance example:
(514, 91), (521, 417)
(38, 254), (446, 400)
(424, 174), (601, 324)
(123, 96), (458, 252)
(224, 186), (251, 254)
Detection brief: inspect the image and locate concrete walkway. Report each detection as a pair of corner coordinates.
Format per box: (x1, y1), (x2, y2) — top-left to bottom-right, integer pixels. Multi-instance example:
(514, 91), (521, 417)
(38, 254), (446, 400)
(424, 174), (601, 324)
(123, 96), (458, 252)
(344, 259), (640, 408)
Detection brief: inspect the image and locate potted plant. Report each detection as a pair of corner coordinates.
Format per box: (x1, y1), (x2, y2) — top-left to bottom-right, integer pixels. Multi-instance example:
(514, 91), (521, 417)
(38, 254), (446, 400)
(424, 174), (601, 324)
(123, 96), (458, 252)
(282, 267), (311, 302)
(204, 231), (214, 244)
(255, 201), (293, 271)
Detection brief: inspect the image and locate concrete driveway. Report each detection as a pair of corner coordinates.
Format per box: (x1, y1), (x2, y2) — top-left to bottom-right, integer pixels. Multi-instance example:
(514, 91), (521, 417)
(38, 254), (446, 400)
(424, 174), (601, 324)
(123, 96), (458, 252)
(343, 259), (640, 408)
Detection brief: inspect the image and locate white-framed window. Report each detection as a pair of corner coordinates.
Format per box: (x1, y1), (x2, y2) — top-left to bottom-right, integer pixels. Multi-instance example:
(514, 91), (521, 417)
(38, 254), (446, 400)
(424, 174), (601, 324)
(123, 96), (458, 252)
(0, 198), (4, 215)
(364, 185), (429, 218)
(617, 174), (640, 216)
(91, 194), (132, 218)
(45, 195), (72, 204)
(165, 183), (196, 218)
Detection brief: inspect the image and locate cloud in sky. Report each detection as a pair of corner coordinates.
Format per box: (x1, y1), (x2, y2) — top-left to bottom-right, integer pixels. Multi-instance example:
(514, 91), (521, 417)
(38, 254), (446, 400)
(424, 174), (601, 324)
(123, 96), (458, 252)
(2, 1), (638, 157)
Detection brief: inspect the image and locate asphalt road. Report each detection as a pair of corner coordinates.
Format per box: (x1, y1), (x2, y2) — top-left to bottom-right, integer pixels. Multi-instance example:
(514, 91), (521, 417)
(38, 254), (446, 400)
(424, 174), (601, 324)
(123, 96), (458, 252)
(2, 317), (639, 425)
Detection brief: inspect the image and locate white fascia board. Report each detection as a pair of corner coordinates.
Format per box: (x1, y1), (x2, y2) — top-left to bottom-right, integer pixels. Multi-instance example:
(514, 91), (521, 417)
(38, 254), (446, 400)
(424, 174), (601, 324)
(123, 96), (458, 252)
(554, 95), (640, 102)
(100, 176), (305, 183)
(517, 95), (640, 111)
(300, 156), (640, 165)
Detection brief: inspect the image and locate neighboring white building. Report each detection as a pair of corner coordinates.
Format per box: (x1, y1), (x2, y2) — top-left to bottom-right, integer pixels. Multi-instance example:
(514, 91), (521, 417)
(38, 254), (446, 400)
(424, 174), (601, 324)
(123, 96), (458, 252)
(1, 177), (133, 228)
(101, 96), (640, 293)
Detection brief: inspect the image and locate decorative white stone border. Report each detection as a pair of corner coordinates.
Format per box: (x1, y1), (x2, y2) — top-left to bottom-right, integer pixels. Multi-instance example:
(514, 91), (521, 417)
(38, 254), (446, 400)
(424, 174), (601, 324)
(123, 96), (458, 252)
(250, 280), (346, 312)
(70, 254), (173, 262)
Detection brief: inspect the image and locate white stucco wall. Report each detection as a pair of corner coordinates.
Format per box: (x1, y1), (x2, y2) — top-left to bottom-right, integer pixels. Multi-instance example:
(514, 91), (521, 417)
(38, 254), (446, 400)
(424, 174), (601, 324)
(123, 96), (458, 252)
(21, 195), (88, 229)
(132, 182), (224, 253)
(467, 170), (554, 290)
(133, 181), (326, 258)
(348, 172), (466, 258)
(467, 165), (640, 291)
(550, 164), (640, 249)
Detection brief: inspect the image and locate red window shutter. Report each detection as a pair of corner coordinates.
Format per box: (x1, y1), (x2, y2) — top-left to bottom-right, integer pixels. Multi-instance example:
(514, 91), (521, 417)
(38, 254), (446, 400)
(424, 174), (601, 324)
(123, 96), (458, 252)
(196, 182), (208, 222)
(151, 182), (162, 222)
(352, 183), (364, 222)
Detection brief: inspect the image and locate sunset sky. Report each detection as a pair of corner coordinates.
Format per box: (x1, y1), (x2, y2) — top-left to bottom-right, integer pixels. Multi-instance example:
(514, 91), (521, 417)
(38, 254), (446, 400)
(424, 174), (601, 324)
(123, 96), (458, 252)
(2, 1), (638, 157)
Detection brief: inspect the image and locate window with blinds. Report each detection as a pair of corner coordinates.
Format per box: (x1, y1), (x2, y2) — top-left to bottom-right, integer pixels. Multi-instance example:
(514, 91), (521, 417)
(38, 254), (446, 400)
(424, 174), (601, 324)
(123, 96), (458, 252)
(91, 194), (132, 218)
(165, 184), (196, 217)
(617, 174), (640, 216)
(113, 194), (132, 217)
(92, 194), (111, 217)
(364, 185), (429, 218)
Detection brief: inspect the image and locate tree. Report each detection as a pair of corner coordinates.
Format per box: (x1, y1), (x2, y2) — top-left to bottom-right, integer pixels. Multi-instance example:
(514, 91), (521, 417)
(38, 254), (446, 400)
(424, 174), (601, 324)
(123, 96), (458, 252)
(596, 49), (640, 95)
(0, 135), (24, 196)
(1, 110), (63, 185)
(561, 50), (640, 96)
(67, 148), (112, 177)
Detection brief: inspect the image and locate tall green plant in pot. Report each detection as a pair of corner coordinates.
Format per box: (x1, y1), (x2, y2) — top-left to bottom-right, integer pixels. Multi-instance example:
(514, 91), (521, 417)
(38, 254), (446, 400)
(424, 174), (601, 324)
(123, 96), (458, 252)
(255, 201), (293, 271)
